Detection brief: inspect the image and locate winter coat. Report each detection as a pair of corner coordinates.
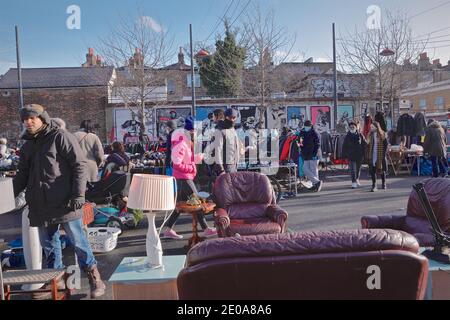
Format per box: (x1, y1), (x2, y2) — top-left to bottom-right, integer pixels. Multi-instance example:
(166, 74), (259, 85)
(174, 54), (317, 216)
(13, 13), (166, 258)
(366, 130), (388, 172)
(299, 127), (321, 161)
(13, 121), (88, 227)
(105, 152), (129, 168)
(212, 120), (243, 174)
(397, 114), (415, 136)
(414, 112), (427, 137)
(74, 131), (104, 182)
(424, 122), (447, 158)
(342, 132), (367, 162)
(171, 130), (203, 181)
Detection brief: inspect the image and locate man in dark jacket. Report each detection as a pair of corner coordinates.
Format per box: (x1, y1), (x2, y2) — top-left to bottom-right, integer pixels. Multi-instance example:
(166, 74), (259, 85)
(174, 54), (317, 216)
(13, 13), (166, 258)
(424, 120), (448, 178)
(211, 108), (243, 175)
(342, 121), (367, 189)
(299, 120), (322, 192)
(13, 104), (106, 299)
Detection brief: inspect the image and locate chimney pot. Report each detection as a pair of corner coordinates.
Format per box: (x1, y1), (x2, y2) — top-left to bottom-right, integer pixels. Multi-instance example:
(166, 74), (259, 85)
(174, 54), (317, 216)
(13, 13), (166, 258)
(88, 48), (94, 55)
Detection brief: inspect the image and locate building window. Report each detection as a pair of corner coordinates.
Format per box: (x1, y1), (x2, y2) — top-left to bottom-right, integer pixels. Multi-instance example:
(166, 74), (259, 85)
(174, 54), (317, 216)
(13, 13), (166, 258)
(434, 97), (445, 110)
(167, 79), (175, 94)
(187, 74), (201, 88)
(419, 99), (427, 110)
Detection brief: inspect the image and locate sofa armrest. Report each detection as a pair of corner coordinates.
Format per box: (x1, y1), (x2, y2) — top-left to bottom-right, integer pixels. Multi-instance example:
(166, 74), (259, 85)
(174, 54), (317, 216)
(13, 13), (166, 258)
(214, 208), (231, 237)
(361, 215), (406, 230)
(266, 205), (288, 233)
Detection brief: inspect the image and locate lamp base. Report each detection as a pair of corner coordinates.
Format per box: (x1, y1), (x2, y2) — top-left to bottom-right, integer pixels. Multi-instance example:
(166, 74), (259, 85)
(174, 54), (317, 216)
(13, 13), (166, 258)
(146, 212), (163, 269)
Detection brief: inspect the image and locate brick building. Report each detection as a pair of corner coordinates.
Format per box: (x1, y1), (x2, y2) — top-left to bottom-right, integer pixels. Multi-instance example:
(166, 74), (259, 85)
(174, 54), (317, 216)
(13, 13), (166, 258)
(0, 66), (114, 145)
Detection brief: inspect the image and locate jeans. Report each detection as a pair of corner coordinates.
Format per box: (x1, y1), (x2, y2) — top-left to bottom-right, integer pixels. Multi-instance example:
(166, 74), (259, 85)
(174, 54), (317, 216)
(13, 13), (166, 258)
(38, 218), (96, 270)
(430, 156), (448, 177)
(303, 160), (320, 184)
(349, 161), (362, 183)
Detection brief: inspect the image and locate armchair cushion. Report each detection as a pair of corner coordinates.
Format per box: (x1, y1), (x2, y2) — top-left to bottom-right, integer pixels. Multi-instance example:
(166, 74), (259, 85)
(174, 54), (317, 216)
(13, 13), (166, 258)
(361, 214), (406, 230)
(228, 203), (269, 219)
(228, 218), (282, 237)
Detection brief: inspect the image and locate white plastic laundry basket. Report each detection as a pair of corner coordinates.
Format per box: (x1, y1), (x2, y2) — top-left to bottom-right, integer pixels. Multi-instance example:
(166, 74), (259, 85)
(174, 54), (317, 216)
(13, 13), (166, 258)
(87, 227), (121, 253)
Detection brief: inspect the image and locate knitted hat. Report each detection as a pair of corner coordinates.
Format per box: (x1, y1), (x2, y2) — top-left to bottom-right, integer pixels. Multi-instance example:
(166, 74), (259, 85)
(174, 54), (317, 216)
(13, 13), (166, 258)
(224, 108), (238, 118)
(20, 104), (50, 124)
(184, 116), (195, 131)
(304, 120), (312, 127)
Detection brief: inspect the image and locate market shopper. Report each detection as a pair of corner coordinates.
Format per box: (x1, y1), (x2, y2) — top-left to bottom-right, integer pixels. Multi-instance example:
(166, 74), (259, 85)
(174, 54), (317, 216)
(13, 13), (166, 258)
(74, 119), (105, 183)
(342, 121), (367, 189)
(103, 141), (130, 177)
(0, 138), (10, 159)
(162, 116), (217, 239)
(299, 120), (323, 192)
(13, 104), (106, 299)
(366, 121), (388, 192)
(213, 108), (243, 175)
(424, 120), (448, 178)
(164, 120), (177, 176)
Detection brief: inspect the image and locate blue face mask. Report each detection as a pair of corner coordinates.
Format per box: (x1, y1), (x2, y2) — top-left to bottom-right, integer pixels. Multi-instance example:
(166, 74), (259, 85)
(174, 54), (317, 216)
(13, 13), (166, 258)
(303, 127), (312, 132)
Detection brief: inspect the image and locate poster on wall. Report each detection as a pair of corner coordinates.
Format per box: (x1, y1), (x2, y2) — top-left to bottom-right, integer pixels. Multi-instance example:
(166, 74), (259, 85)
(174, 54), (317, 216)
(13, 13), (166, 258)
(266, 106), (287, 130)
(156, 108), (192, 140)
(196, 106), (227, 141)
(114, 108), (155, 144)
(336, 105), (354, 134)
(230, 105), (261, 131)
(287, 106), (307, 131)
(310, 106), (331, 134)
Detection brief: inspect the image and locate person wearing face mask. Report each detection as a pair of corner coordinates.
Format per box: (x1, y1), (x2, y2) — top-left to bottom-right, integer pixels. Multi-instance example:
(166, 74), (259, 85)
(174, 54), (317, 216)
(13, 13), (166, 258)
(342, 121), (367, 189)
(299, 120), (322, 192)
(366, 121), (388, 192)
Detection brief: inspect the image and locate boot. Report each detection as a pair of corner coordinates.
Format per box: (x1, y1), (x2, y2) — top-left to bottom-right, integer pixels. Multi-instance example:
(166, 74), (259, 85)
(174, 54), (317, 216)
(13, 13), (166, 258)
(86, 265), (106, 299)
(371, 173), (377, 192)
(381, 173), (387, 190)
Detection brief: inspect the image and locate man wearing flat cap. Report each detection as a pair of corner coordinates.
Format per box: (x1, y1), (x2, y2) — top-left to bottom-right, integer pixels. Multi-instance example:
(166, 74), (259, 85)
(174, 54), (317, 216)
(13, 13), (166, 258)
(13, 104), (106, 299)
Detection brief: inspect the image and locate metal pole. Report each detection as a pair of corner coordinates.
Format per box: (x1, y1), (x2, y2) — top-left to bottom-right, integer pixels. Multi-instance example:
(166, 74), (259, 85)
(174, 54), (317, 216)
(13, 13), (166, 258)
(15, 25), (24, 110)
(332, 23), (338, 131)
(189, 24), (196, 118)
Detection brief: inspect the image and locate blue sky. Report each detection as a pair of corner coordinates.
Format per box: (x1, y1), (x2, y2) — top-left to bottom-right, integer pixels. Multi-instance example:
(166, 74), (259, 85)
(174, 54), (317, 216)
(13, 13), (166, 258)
(1, 0), (450, 75)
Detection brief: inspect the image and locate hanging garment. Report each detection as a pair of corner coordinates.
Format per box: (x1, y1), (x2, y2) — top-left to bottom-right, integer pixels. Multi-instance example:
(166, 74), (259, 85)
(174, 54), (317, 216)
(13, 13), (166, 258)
(414, 112), (427, 137)
(397, 114), (415, 136)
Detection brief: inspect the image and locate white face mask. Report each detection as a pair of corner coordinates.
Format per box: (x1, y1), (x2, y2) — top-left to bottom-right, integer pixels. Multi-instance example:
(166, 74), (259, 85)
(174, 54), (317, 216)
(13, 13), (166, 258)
(349, 128), (357, 134)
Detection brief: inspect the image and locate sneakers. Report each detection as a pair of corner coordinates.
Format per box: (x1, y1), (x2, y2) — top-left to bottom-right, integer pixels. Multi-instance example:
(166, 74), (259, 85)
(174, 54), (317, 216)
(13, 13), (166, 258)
(162, 229), (183, 240)
(351, 183), (358, 189)
(357, 180), (361, 187)
(371, 186), (378, 192)
(314, 181), (323, 192)
(203, 227), (217, 238)
(382, 184), (387, 190)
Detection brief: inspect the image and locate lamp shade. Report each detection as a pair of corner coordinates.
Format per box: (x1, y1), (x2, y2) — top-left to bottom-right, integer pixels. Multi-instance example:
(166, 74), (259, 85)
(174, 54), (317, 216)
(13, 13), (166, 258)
(127, 175), (175, 211)
(0, 178), (16, 214)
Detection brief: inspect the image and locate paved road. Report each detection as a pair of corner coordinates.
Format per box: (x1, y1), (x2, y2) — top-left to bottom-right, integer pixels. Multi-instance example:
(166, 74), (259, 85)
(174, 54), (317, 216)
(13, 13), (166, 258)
(0, 170), (425, 300)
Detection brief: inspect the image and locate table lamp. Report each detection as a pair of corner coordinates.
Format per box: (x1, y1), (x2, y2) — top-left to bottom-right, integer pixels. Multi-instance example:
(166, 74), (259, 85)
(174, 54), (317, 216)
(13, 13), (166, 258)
(127, 174), (176, 269)
(0, 178), (16, 214)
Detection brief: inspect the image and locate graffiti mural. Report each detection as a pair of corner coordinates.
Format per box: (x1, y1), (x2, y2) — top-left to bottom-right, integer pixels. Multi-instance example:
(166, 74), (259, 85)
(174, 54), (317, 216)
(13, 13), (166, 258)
(114, 108), (155, 144)
(311, 78), (353, 98)
(336, 105), (354, 134)
(266, 106), (287, 130)
(311, 106), (331, 134)
(156, 108), (192, 140)
(196, 106), (227, 141)
(287, 106), (307, 131)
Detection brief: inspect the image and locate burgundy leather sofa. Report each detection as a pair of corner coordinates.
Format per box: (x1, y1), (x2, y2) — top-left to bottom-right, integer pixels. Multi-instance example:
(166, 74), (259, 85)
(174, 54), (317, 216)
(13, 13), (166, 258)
(177, 229), (429, 300)
(212, 172), (288, 237)
(362, 178), (450, 246)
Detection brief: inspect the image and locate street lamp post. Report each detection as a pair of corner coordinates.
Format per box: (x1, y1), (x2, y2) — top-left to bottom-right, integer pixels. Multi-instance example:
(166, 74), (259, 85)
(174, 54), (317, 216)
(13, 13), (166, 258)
(380, 48), (396, 129)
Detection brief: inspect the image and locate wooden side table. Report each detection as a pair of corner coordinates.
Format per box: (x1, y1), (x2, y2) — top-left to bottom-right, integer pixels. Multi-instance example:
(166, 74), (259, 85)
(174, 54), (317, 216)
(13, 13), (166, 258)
(109, 255), (186, 300)
(176, 202), (216, 249)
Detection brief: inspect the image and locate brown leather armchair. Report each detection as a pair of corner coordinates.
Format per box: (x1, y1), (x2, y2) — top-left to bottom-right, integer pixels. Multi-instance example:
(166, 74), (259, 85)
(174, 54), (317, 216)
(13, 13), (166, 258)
(212, 172), (288, 237)
(362, 178), (450, 246)
(177, 229), (429, 300)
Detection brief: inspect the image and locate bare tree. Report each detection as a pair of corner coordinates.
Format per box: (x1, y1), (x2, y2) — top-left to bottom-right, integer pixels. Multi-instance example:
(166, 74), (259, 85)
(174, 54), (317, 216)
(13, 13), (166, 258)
(240, 5), (298, 126)
(98, 13), (175, 142)
(338, 9), (428, 126)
